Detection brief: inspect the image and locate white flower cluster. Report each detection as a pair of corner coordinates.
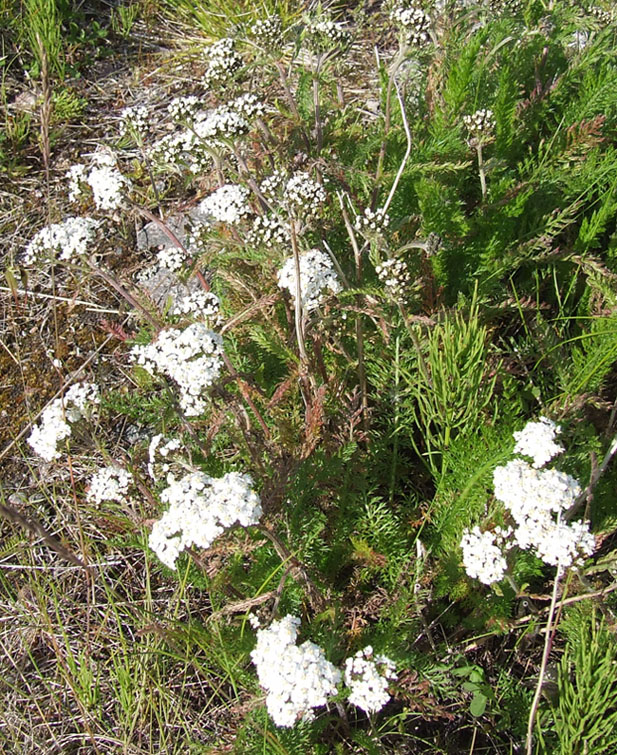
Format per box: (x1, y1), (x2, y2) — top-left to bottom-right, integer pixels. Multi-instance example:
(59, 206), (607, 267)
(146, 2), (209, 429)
(512, 417), (564, 468)
(304, 18), (350, 52)
(67, 152), (130, 211)
(248, 214), (290, 248)
(172, 290), (220, 318)
(199, 184), (251, 225)
(260, 170), (286, 198)
(589, 6), (612, 24)
(463, 109), (496, 139)
(23, 216), (100, 265)
(284, 172), (326, 219)
(250, 615), (341, 727)
(489, 0), (523, 15)
(461, 418), (596, 582)
(460, 526), (512, 585)
(28, 383), (100, 461)
(277, 248), (342, 312)
(119, 105), (149, 137)
(375, 258), (411, 300)
(250, 15), (283, 49)
(344, 646), (397, 714)
(231, 92), (268, 119)
(149, 471), (262, 569)
(391, 5), (432, 47)
(354, 207), (390, 235)
(147, 434), (182, 482)
(87, 465), (132, 506)
(168, 96), (200, 123)
(204, 38), (243, 85)
(186, 221), (209, 255)
(131, 323), (224, 416)
(194, 105), (250, 144)
(156, 244), (191, 272)
(149, 131), (193, 168)
(67, 164), (88, 202)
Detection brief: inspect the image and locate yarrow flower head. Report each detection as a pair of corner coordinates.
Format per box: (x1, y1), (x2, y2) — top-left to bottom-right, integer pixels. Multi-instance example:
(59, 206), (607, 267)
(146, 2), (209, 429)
(344, 646), (397, 713)
(461, 419), (596, 582)
(284, 172), (326, 219)
(304, 17), (351, 53)
(119, 105), (149, 137)
(23, 216), (100, 265)
(204, 38), (243, 86)
(250, 614), (341, 727)
(149, 471), (262, 569)
(250, 15), (283, 49)
(463, 109), (496, 141)
(27, 383), (100, 461)
(512, 417), (564, 468)
(194, 105), (250, 144)
(131, 323), (224, 416)
(247, 214), (290, 248)
(147, 434), (183, 482)
(231, 92), (268, 119)
(168, 96), (200, 124)
(67, 151), (131, 211)
(277, 248), (342, 312)
(375, 258), (411, 300)
(460, 526), (512, 585)
(354, 207), (390, 236)
(171, 290), (220, 319)
(390, 4), (432, 47)
(87, 465), (132, 506)
(198, 184), (251, 225)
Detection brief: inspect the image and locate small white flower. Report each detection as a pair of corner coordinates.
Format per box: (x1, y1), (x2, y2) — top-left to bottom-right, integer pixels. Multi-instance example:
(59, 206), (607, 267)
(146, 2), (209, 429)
(250, 15), (283, 49)
(27, 383), (100, 461)
(277, 248), (341, 311)
(513, 417), (564, 468)
(344, 646), (397, 713)
(250, 615), (341, 727)
(463, 109), (496, 140)
(131, 323), (224, 416)
(149, 471), (262, 569)
(87, 465), (132, 505)
(23, 216), (100, 265)
(87, 151), (130, 210)
(171, 290), (220, 318)
(204, 38), (243, 85)
(460, 526), (511, 585)
(199, 184), (251, 225)
(119, 105), (149, 137)
(284, 172), (326, 219)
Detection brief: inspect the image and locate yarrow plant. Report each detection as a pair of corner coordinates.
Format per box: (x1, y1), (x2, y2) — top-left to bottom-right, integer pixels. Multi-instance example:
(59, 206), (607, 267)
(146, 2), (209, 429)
(149, 471), (262, 569)
(23, 216), (100, 265)
(250, 614), (341, 727)
(277, 248), (342, 312)
(87, 465), (133, 506)
(460, 418), (596, 584)
(203, 38), (243, 86)
(344, 647), (397, 714)
(198, 184), (251, 225)
(131, 323), (224, 416)
(284, 172), (326, 220)
(68, 151), (131, 211)
(28, 383), (100, 462)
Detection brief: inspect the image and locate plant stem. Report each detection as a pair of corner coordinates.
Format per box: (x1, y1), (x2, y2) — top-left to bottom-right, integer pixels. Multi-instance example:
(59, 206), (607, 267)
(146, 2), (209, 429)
(476, 143), (487, 200)
(526, 564), (563, 754)
(313, 54), (323, 154)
